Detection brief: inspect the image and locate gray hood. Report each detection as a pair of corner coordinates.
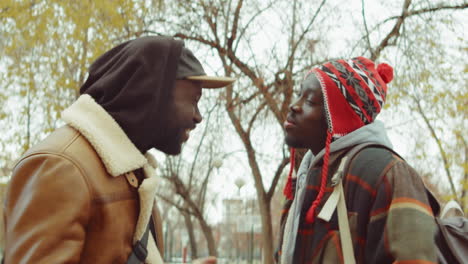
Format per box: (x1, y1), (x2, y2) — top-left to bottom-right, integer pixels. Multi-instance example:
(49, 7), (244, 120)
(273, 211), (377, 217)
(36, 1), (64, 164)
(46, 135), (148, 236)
(298, 120), (393, 174)
(281, 120), (393, 264)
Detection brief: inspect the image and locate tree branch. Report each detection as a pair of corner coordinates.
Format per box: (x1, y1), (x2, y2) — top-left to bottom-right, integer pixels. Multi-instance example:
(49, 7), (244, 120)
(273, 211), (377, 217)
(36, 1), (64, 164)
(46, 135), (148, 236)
(230, 90), (261, 108)
(413, 96), (458, 201)
(247, 101), (268, 136)
(364, 3), (467, 47)
(188, 104), (217, 189)
(288, 0), (298, 72)
(455, 131), (467, 211)
(361, 0), (374, 58)
(197, 148), (214, 210)
(156, 193), (191, 215)
(227, 0), (243, 50)
(175, 5), (285, 125)
(284, 0), (327, 71)
(168, 173), (207, 219)
(383, 3), (468, 24)
(200, 0), (223, 49)
(233, 2), (275, 53)
(173, 33), (220, 49)
(225, 84), (267, 197)
(356, 1), (467, 60)
(372, 0), (412, 61)
(267, 156), (290, 199)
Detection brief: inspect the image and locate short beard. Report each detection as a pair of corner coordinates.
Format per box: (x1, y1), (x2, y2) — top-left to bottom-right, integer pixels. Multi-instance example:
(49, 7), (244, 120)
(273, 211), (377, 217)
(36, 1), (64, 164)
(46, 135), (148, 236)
(153, 130), (184, 155)
(284, 135), (304, 149)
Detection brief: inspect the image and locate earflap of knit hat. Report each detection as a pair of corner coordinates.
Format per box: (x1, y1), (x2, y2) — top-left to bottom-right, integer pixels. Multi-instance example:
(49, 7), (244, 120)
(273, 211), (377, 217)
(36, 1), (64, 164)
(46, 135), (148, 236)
(283, 148), (296, 200)
(313, 69), (365, 137)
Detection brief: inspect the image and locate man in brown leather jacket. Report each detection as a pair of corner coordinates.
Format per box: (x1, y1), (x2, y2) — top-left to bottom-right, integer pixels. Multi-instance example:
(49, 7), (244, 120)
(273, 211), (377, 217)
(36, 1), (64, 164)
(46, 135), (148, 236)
(2, 36), (234, 264)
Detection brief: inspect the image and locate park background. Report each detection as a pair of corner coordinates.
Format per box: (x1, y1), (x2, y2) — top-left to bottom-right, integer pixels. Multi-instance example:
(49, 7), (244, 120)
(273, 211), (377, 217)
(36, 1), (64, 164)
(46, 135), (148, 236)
(0, 0), (467, 263)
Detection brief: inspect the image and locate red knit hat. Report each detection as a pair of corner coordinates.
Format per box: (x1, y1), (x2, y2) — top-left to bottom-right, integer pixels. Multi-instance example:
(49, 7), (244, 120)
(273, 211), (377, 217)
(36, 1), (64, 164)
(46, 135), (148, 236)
(315, 57), (392, 137)
(283, 57), (394, 223)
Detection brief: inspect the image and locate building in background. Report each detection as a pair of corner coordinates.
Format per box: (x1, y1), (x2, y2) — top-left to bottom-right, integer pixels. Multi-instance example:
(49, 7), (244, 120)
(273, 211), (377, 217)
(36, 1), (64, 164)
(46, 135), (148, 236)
(219, 198), (263, 262)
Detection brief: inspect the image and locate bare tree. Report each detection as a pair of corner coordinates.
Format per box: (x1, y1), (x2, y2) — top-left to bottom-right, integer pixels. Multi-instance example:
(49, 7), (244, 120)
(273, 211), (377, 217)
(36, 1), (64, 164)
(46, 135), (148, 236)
(0, 0), (161, 162)
(156, 103), (226, 257)
(357, 0), (468, 206)
(2, 0), (466, 262)
(357, 0), (468, 60)
(145, 1), (329, 262)
(144, 0), (468, 262)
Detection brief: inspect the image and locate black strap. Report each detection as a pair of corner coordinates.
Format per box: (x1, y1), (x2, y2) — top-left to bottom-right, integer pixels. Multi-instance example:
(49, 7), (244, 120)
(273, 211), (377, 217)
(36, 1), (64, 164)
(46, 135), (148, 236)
(126, 221), (151, 264)
(149, 217), (158, 248)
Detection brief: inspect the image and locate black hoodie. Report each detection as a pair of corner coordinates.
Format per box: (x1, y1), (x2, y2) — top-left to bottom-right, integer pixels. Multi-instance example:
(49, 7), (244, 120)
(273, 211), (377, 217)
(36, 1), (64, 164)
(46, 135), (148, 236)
(80, 36), (183, 153)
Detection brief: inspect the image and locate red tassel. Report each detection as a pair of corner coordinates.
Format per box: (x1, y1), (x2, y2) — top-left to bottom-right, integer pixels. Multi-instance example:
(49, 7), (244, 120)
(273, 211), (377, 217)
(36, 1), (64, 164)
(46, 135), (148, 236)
(305, 131), (333, 223)
(283, 148), (296, 200)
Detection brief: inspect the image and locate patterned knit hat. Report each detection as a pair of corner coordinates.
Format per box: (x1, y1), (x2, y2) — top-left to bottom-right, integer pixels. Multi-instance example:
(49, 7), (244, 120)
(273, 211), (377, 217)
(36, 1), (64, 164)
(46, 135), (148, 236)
(283, 56), (394, 224)
(315, 56), (392, 137)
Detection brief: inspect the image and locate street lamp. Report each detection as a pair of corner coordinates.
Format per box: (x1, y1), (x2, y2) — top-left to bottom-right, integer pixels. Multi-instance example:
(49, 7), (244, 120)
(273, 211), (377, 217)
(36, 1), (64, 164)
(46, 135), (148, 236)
(212, 158), (223, 169)
(234, 177), (246, 197)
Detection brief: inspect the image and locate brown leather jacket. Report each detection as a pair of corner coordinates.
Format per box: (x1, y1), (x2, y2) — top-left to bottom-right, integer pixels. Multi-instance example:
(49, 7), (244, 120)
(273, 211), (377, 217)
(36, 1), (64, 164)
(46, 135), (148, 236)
(3, 95), (164, 263)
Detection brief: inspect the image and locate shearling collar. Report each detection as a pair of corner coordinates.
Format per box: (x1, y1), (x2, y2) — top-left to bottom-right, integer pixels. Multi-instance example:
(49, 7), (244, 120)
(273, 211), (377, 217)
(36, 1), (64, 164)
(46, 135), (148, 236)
(62, 94), (162, 263)
(61, 94), (148, 176)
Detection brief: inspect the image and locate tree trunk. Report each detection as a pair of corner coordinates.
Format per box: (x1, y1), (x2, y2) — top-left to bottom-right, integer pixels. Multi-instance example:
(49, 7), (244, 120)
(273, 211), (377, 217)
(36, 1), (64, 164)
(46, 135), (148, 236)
(257, 193), (274, 264)
(183, 212), (198, 259)
(460, 135), (468, 212)
(197, 217), (217, 257)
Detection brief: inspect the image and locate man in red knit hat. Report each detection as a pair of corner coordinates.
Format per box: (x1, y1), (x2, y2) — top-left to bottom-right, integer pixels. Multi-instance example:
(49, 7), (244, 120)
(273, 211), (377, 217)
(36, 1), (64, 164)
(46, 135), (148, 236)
(276, 57), (437, 263)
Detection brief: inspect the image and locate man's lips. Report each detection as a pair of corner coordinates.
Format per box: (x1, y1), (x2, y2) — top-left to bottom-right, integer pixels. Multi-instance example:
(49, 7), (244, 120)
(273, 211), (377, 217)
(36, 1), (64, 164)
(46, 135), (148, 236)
(283, 119), (296, 129)
(183, 127), (196, 141)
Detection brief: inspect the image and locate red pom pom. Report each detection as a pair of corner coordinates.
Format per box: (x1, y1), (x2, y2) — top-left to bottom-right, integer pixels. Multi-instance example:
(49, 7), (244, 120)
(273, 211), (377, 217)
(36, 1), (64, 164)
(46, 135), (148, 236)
(377, 63), (393, 84)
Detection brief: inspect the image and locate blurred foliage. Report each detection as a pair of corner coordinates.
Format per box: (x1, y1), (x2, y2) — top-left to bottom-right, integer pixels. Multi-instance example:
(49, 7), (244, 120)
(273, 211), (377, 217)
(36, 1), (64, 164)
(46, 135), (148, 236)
(0, 1), (466, 261)
(0, 0), (156, 158)
(383, 10), (467, 207)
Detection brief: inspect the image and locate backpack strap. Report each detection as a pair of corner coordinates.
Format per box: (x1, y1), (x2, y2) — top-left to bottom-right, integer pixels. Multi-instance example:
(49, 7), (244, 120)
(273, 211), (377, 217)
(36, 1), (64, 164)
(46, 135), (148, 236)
(125, 170), (157, 264)
(318, 142), (394, 264)
(126, 220), (151, 264)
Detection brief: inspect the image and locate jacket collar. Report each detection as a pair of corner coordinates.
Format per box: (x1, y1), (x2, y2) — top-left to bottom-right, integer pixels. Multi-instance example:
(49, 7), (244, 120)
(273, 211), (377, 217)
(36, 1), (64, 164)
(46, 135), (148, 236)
(61, 94), (147, 176)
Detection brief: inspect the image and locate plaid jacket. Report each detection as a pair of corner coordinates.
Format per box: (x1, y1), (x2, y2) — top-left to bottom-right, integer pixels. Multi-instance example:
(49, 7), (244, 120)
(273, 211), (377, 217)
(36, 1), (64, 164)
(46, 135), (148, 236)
(276, 147), (437, 264)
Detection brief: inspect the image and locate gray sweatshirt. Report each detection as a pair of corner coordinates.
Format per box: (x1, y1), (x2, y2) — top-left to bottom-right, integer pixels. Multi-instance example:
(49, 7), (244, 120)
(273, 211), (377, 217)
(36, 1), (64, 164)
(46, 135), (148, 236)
(281, 120), (393, 264)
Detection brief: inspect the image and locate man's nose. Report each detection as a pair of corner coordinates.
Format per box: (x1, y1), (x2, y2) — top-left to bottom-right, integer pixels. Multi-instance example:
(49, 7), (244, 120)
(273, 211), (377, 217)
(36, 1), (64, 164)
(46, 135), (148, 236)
(194, 107), (202, 124)
(289, 99), (302, 113)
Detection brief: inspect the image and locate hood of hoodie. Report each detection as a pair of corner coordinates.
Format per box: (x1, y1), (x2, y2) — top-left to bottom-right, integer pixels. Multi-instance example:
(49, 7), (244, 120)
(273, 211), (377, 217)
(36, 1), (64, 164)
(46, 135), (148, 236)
(298, 120), (393, 173)
(80, 36), (183, 153)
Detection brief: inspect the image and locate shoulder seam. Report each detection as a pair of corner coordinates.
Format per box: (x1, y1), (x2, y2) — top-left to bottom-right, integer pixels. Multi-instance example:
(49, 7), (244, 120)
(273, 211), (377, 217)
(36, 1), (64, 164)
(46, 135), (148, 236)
(14, 152), (94, 218)
(374, 158), (400, 190)
(60, 128), (81, 153)
(347, 147), (401, 191)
